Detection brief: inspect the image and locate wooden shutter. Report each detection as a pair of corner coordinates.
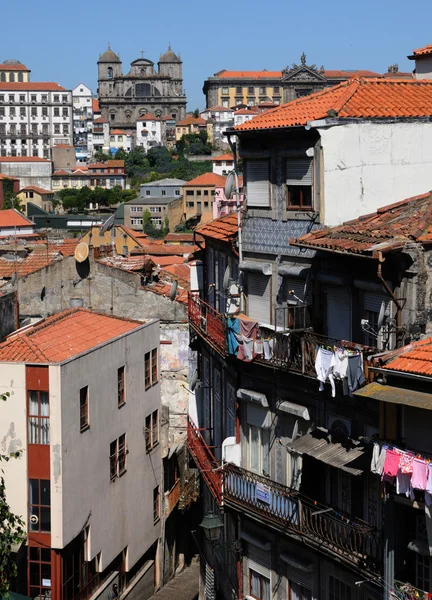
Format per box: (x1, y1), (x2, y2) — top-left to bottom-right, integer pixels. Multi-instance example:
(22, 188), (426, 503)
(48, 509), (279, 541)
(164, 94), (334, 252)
(248, 543), (271, 577)
(326, 286), (351, 340)
(287, 159), (312, 185)
(247, 272), (271, 324)
(246, 160), (270, 206)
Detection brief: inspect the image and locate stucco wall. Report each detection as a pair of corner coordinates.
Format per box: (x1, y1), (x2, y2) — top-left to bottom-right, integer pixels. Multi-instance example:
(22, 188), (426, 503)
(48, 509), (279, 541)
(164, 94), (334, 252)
(0, 291), (17, 339)
(57, 322), (161, 571)
(415, 57), (432, 80)
(319, 122), (432, 226)
(0, 363), (27, 527)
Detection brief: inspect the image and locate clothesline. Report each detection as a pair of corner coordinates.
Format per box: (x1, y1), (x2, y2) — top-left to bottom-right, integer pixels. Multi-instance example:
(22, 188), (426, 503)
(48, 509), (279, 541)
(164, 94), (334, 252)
(315, 346), (365, 398)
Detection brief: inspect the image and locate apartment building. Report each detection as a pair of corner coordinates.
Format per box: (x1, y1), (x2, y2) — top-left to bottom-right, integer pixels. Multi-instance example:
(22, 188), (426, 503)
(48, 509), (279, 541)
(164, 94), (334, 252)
(125, 179), (185, 231)
(0, 82), (73, 159)
(90, 117), (110, 155)
(52, 160), (126, 190)
(109, 129), (133, 153)
(72, 83), (93, 160)
(136, 114), (163, 152)
(0, 308), (161, 600)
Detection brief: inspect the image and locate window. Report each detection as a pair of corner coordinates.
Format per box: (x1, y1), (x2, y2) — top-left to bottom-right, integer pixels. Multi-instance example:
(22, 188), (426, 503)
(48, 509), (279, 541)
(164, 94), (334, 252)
(145, 190), (151, 196)
(20, 106), (25, 116)
(9, 73), (15, 82)
(161, 190), (166, 196)
(63, 124), (69, 134)
(53, 95), (60, 102)
(249, 424), (269, 475)
(328, 575), (351, 600)
(149, 206), (161, 213)
(145, 348), (158, 389)
(42, 106), (48, 116)
(287, 159), (312, 209)
(29, 479), (51, 532)
(273, 86), (280, 94)
(9, 94), (15, 103)
(248, 86), (254, 94)
(0, 107), (4, 116)
(62, 107), (68, 117)
(62, 94), (68, 103)
(246, 160), (270, 207)
(131, 217), (143, 226)
(236, 86), (242, 94)
(28, 391), (49, 444)
(118, 366), (125, 407)
(79, 386), (89, 431)
(29, 546), (51, 600)
(54, 107), (60, 117)
(203, 190), (209, 196)
(145, 352), (151, 389)
(222, 87), (229, 94)
(175, 189), (180, 196)
(259, 87), (265, 94)
(9, 107), (15, 117)
(288, 580), (311, 600)
(111, 113), (115, 121)
(250, 569), (270, 600)
(42, 95), (47, 103)
(145, 409), (159, 452)
(19, 94), (25, 103)
(151, 348), (158, 383)
(153, 486), (160, 523)
(186, 190), (194, 196)
(110, 434), (127, 481)
(31, 94), (37, 103)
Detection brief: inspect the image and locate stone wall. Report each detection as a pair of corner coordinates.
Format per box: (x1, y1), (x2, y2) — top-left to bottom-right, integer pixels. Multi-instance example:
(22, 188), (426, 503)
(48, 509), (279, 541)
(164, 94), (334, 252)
(0, 291), (17, 340)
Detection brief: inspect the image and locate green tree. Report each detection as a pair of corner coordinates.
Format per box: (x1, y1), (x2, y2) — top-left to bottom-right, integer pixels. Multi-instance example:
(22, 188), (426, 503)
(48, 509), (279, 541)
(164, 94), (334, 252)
(0, 392), (26, 595)
(193, 108), (200, 118)
(93, 150), (111, 163)
(113, 148), (128, 161)
(1, 179), (22, 211)
(163, 215), (170, 235)
(142, 209), (153, 236)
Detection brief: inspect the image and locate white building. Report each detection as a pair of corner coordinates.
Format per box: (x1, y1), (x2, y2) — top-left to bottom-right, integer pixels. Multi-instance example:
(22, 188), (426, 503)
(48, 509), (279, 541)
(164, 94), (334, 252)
(211, 153), (234, 176)
(0, 82), (73, 159)
(136, 114), (163, 151)
(0, 156), (52, 189)
(201, 105), (234, 145)
(109, 129), (133, 153)
(408, 43), (432, 79)
(72, 83), (93, 160)
(233, 107), (260, 127)
(0, 308), (162, 599)
(89, 117), (110, 155)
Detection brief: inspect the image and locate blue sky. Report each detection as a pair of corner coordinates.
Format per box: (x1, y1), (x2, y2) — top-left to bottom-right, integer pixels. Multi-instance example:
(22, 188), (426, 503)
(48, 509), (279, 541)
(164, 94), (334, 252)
(2, 0), (432, 110)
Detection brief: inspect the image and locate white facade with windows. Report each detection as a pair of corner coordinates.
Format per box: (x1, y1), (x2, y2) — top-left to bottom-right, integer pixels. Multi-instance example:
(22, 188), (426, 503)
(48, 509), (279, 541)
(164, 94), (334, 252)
(0, 84), (73, 159)
(136, 115), (163, 152)
(72, 83), (93, 159)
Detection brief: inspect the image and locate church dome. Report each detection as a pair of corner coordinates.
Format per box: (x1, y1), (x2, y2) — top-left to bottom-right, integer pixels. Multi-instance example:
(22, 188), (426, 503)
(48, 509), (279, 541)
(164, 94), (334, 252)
(3, 59), (22, 65)
(159, 45), (181, 63)
(99, 45), (121, 63)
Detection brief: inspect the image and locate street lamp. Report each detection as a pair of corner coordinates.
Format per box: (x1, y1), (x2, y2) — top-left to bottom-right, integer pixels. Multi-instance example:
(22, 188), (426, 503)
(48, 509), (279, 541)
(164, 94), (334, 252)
(199, 511), (224, 544)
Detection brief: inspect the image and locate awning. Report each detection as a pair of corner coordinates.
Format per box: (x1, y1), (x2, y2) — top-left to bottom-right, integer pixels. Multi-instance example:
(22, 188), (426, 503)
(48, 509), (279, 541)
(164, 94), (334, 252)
(237, 388), (269, 407)
(278, 265), (310, 277)
(239, 260), (272, 276)
(288, 428), (369, 476)
(278, 401), (310, 420)
(354, 382), (432, 410)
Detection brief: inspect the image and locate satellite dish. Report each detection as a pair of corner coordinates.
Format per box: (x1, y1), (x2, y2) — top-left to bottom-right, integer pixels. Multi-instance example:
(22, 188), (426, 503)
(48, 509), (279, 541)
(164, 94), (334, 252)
(223, 265), (231, 291)
(40, 287), (46, 301)
(169, 280), (178, 301)
(11, 272), (17, 286)
(190, 369), (199, 392)
(75, 242), (89, 263)
(377, 301), (386, 330)
(225, 171), (235, 200)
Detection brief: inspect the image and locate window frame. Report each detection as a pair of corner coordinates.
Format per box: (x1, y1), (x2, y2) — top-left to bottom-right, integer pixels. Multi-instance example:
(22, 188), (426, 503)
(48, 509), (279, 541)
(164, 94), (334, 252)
(145, 352), (151, 389)
(286, 158), (313, 210)
(79, 386), (89, 431)
(153, 486), (160, 523)
(110, 439), (118, 481)
(145, 409), (159, 452)
(249, 568), (270, 600)
(28, 390), (50, 445)
(151, 348), (158, 384)
(118, 366), (125, 407)
(29, 478), (51, 533)
(118, 433), (127, 476)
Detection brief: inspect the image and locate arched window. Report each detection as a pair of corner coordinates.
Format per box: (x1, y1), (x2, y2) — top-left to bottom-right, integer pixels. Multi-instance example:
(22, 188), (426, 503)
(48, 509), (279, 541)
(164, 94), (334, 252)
(0, 73), (5, 82)
(9, 73), (14, 82)
(140, 68), (145, 77)
(107, 67), (113, 80)
(18, 73), (23, 82)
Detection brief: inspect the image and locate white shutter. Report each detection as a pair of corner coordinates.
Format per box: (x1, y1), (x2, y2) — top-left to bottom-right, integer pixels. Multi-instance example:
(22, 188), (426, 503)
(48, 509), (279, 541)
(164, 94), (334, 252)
(287, 159), (312, 185)
(248, 272), (271, 324)
(246, 160), (270, 206)
(248, 543), (271, 578)
(205, 563), (216, 600)
(326, 286), (351, 340)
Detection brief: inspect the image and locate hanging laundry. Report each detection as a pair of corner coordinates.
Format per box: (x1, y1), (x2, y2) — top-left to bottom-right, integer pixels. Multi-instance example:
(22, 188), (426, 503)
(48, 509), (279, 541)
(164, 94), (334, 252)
(411, 458), (428, 490)
(241, 336), (254, 361)
(237, 315), (258, 361)
(382, 449), (400, 478)
(400, 453), (414, 474)
(427, 464), (432, 495)
(371, 443), (387, 476)
(346, 352), (365, 396)
(227, 317), (240, 356)
(315, 347), (336, 397)
(396, 470), (411, 497)
(253, 339), (263, 357)
(263, 338), (274, 360)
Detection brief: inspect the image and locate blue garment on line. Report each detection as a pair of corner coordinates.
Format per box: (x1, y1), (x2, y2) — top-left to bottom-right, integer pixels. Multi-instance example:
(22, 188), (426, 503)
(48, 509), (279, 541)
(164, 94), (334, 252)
(227, 317), (240, 355)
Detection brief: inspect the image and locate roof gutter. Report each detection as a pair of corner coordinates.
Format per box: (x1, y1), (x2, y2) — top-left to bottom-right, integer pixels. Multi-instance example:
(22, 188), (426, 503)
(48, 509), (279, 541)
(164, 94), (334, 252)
(288, 238), (378, 259)
(369, 366), (432, 384)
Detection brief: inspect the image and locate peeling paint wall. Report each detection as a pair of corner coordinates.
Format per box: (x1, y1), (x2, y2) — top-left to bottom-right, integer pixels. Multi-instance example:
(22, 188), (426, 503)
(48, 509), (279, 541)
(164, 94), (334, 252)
(0, 291), (17, 339)
(320, 122), (432, 226)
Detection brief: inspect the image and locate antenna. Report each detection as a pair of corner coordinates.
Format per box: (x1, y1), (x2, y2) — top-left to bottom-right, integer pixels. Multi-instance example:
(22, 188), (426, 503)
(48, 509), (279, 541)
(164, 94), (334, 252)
(223, 265), (231, 291)
(377, 301), (386, 330)
(224, 171), (235, 200)
(169, 280), (178, 301)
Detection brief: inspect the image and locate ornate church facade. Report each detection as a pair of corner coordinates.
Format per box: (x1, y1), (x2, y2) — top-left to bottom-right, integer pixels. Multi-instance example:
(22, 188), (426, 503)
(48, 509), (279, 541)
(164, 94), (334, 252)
(97, 45), (187, 132)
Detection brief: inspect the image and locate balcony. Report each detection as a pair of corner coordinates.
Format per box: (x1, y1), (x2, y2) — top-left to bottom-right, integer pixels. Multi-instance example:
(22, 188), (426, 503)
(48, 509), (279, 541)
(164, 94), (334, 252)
(164, 479), (181, 517)
(223, 463), (382, 574)
(188, 294), (227, 356)
(187, 416), (222, 506)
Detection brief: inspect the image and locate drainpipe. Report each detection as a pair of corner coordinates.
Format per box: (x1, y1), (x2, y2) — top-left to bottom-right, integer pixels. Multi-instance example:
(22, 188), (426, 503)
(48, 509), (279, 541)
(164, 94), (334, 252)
(227, 135), (244, 312)
(376, 252), (404, 348)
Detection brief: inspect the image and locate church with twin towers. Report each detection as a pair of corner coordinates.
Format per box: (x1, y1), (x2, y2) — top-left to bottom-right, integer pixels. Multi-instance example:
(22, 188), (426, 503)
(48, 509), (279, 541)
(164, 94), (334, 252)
(97, 44), (187, 132)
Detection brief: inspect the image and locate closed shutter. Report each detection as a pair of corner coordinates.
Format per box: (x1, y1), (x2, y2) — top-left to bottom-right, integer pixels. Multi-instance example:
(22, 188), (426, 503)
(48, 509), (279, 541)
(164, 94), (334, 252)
(248, 272), (271, 324)
(287, 159), (312, 185)
(246, 160), (270, 206)
(203, 355), (211, 444)
(248, 543), (271, 578)
(205, 563), (216, 600)
(213, 368), (222, 462)
(364, 292), (388, 314)
(287, 566), (313, 590)
(326, 286), (351, 340)
(283, 277), (311, 304)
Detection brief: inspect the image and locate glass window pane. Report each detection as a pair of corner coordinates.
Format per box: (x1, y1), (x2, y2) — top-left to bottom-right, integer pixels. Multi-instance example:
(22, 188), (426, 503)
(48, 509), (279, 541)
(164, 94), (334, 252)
(29, 479), (39, 504)
(262, 429), (270, 475)
(40, 507), (51, 532)
(250, 426), (259, 472)
(262, 576), (270, 600)
(40, 418), (50, 444)
(30, 547), (40, 561)
(28, 417), (38, 444)
(28, 391), (39, 416)
(41, 548), (50, 562)
(41, 562), (51, 581)
(40, 392), (49, 416)
(29, 506), (40, 531)
(40, 480), (50, 506)
(250, 570), (260, 597)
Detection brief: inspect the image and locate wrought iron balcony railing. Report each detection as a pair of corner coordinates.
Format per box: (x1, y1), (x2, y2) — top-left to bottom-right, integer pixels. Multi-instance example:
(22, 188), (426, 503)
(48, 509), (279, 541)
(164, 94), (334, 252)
(188, 294), (228, 356)
(187, 416), (222, 506)
(223, 463), (382, 574)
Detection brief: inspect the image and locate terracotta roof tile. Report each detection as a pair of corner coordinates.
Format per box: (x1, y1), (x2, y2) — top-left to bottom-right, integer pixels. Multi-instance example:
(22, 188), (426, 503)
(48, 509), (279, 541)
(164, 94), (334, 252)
(92, 99), (100, 112)
(176, 117), (207, 126)
(88, 160), (125, 168)
(235, 79), (432, 132)
(146, 255), (187, 266)
(293, 192), (432, 255)
(162, 263), (190, 282)
(379, 336), (432, 376)
(164, 233), (199, 243)
(93, 117), (108, 123)
(412, 44), (432, 57)
(211, 153), (234, 162)
(110, 129), (130, 135)
(0, 157), (50, 163)
(0, 209), (33, 228)
(0, 82), (66, 91)
(184, 173), (226, 187)
(0, 309), (143, 363)
(0, 64), (29, 71)
(98, 255), (153, 272)
(137, 113), (161, 121)
(214, 70), (282, 79)
(196, 212), (239, 243)
(137, 244), (198, 256)
(20, 186), (53, 195)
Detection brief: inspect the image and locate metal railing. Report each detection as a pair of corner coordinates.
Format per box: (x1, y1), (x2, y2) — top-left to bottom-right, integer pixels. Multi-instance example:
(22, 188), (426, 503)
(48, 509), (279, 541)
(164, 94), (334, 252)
(188, 294), (228, 356)
(223, 463), (382, 572)
(274, 304), (312, 331)
(187, 416), (222, 506)
(164, 479), (181, 517)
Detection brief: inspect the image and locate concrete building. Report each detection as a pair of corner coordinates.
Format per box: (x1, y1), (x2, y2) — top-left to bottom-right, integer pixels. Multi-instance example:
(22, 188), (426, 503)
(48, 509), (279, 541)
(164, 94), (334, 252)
(0, 308), (161, 599)
(52, 160), (126, 190)
(51, 144), (76, 170)
(89, 116), (109, 155)
(175, 116), (207, 141)
(0, 81), (73, 159)
(203, 53), (412, 108)
(97, 45), (187, 133)
(408, 43), (432, 79)
(200, 106), (234, 146)
(0, 156), (52, 189)
(72, 83), (93, 160)
(109, 128), (133, 153)
(136, 113), (163, 151)
(81, 224), (150, 255)
(182, 173), (226, 225)
(125, 179), (186, 231)
(0, 59), (30, 83)
(211, 153), (234, 176)
(18, 186), (54, 215)
(233, 106), (260, 127)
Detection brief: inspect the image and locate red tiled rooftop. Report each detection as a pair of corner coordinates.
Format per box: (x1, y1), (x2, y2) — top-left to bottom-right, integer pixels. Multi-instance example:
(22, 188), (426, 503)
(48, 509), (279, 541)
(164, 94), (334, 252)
(176, 117), (207, 126)
(88, 160), (125, 168)
(235, 79), (432, 132)
(139, 244), (198, 256)
(0, 82), (66, 91)
(196, 212), (239, 242)
(411, 44), (432, 58)
(92, 98), (100, 112)
(214, 70), (283, 79)
(379, 337), (432, 376)
(164, 233), (202, 244)
(203, 106), (234, 112)
(110, 129), (130, 135)
(234, 108), (260, 116)
(162, 263), (190, 282)
(184, 173), (227, 187)
(211, 153), (234, 162)
(93, 117), (108, 123)
(293, 192), (432, 256)
(0, 63), (29, 71)
(147, 255), (187, 267)
(137, 113), (161, 121)
(53, 144), (74, 149)
(20, 186), (53, 195)
(0, 309), (143, 363)
(98, 255), (154, 273)
(0, 209), (33, 228)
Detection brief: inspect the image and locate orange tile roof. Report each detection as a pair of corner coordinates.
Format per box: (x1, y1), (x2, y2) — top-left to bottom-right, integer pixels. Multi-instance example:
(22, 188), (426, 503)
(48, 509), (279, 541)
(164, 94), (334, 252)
(214, 70), (282, 79)
(203, 106), (234, 112)
(162, 263), (190, 282)
(293, 191), (432, 256)
(0, 246), (61, 279)
(0, 209), (33, 228)
(92, 98), (100, 112)
(88, 160), (125, 168)
(137, 113), (161, 121)
(140, 244), (198, 256)
(0, 157), (50, 163)
(20, 186), (53, 195)
(235, 78), (432, 132)
(378, 336), (432, 376)
(142, 281), (188, 306)
(211, 153), (234, 162)
(119, 225), (149, 247)
(110, 129), (130, 135)
(176, 117), (207, 126)
(147, 255), (187, 266)
(412, 44), (432, 57)
(0, 63), (29, 71)
(323, 70), (380, 78)
(0, 82), (66, 91)
(98, 255), (154, 272)
(0, 309), (143, 363)
(234, 108), (260, 116)
(164, 233), (198, 243)
(53, 144), (74, 149)
(184, 173), (227, 187)
(93, 117), (108, 123)
(196, 212), (239, 242)
(52, 169), (71, 176)
(0, 174), (19, 181)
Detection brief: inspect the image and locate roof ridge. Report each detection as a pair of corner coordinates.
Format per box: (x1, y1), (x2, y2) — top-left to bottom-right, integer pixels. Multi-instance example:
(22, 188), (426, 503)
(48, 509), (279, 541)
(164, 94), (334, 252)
(330, 79), (361, 115)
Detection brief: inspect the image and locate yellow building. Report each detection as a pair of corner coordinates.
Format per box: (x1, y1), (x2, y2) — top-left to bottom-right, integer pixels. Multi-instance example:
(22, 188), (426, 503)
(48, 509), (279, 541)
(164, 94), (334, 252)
(81, 224), (149, 256)
(18, 186), (54, 215)
(0, 59), (31, 83)
(175, 116), (208, 141)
